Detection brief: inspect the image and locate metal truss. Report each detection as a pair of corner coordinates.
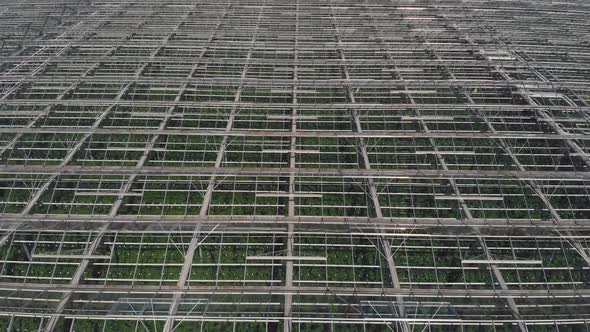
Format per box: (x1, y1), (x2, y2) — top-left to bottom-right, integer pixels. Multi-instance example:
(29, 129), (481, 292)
(0, 0), (589, 331)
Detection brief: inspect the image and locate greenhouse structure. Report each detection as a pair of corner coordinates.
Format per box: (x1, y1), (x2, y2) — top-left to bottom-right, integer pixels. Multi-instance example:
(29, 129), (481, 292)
(0, 0), (589, 330)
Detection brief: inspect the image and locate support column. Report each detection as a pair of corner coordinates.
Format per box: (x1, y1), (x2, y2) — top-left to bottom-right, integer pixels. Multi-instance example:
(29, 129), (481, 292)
(163, 3), (265, 331)
(40, 5), (205, 330)
(329, 3), (409, 331)
(283, 2), (299, 331)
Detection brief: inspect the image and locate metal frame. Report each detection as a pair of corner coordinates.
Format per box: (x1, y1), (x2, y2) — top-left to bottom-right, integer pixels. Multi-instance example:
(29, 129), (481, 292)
(0, 0), (589, 331)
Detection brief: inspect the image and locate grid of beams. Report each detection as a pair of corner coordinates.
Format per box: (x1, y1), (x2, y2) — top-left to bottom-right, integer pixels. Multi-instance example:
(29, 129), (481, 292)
(0, 0), (590, 331)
